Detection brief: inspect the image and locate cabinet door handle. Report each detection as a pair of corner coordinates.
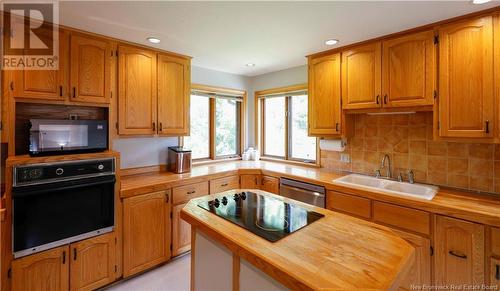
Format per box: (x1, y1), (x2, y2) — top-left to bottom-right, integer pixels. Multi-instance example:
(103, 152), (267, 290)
(165, 193), (169, 203)
(159, 122), (163, 132)
(335, 123), (339, 132)
(73, 248), (77, 261)
(152, 122), (156, 132)
(376, 95), (380, 105)
(448, 250), (467, 259)
(496, 264), (499, 280)
(383, 94), (388, 104)
(254, 178), (258, 185)
(72, 87), (76, 98)
(62, 251), (66, 264)
(59, 86), (63, 97)
(486, 120), (490, 134)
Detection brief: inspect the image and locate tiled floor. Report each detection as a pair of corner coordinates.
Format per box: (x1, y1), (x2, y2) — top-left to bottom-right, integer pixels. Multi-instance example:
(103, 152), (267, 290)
(105, 253), (190, 291)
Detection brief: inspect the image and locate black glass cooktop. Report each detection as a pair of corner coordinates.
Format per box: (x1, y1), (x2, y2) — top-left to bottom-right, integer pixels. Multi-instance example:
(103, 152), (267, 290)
(197, 191), (324, 242)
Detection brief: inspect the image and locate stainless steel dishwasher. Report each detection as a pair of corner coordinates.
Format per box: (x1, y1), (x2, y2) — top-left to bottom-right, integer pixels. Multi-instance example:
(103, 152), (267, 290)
(280, 178), (326, 208)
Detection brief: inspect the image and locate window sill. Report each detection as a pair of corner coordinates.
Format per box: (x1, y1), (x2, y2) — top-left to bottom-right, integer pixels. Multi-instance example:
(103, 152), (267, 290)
(259, 156), (320, 168)
(192, 157), (242, 166)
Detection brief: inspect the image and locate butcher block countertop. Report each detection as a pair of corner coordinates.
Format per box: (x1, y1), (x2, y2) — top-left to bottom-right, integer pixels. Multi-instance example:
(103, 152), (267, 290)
(121, 160), (500, 227)
(181, 189), (415, 291)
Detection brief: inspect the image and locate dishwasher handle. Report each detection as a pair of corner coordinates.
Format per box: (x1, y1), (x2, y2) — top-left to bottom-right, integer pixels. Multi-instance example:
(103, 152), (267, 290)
(280, 178), (325, 194)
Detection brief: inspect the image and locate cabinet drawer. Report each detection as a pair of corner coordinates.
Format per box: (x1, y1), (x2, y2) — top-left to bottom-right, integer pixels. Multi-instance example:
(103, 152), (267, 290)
(172, 182), (209, 205)
(373, 201), (430, 236)
(492, 227), (500, 256)
(327, 191), (371, 219)
(210, 175), (239, 194)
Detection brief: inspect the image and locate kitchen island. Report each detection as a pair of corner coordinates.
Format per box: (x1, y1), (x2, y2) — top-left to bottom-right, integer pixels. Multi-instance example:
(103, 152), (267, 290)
(181, 189), (415, 291)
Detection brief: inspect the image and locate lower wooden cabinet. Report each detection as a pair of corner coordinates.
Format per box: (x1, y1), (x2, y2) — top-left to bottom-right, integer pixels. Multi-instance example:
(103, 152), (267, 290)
(69, 233), (116, 291)
(392, 229), (431, 291)
(240, 174), (260, 189)
(490, 257), (500, 288)
(435, 215), (485, 286)
(260, 176), (279, 194)
(209, 175), (240, 194)
(123, 190), (171, 277)
(327, 191), (372, 219)
(12, 233), (116, 291)
(12, 246), (69, 291)
(172, 203), (192, 256)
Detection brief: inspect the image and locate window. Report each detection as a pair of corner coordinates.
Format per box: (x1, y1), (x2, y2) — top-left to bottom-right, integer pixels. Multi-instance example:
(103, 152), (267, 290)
(257, 85), (317, 164)
(183, 84), (245, 161)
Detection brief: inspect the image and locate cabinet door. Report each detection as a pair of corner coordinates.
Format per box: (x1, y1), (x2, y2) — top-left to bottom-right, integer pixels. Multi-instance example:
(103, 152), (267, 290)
(123, 191), (170, 277)
(172, 203), (191, 257)
(12, 246), (69, 291)
(490, 258), (500, 288)
(69, 233), (115, 291)
(12, 30), (69, 100)
(260, 176), (279, 194)
(308, 53), (342, 136)
(240, 174), (260, 189)
(435, 216), (485, 286)
(157, 54), (191, 136)
(70, 34), (111, 104)
(392, 229), (431, 291)
(342, 42), (382, 109)
(439, 16), (494, 138)
(118, 45), (157, 135)
(382, 30), (436, 108)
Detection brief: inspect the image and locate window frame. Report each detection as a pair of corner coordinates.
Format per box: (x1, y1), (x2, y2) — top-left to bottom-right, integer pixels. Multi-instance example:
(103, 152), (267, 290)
(256, 84), (319, 166)
(181, 84), (246, 163)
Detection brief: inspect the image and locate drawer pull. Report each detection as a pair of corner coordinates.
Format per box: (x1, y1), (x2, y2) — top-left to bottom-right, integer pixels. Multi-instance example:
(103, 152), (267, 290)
(448, 250), (467, 259)
(187, 190), (196, 195)
(221, 183), (228, 187)
(73, 248), (77, 261)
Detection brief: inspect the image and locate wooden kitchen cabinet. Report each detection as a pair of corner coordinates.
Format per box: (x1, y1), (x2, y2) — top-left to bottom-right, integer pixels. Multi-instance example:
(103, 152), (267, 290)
(123, 190), (171, 277)
(438, 16), (494, 138)
(327, 191), (372, 219)
(69, 233), (116, 291)
(435, 215), (485, 286)
(308, 53), (342, 136)
(12, 30), (69, 101)
(490, 258), (500, 288)
(12, 245), (69, 291)
(393, 229), (431, 291)
(210, 175), (240, 194)
(69, 34), (111, 104)
(172, 203), (192, 257)
(240, 174), (261, 189)
(118, 45), (157, 135)
(157, 54), (191, 136)
(342, 42), (382, 110)
(381, 30), (436, 108)
(260, 176), (279, 194)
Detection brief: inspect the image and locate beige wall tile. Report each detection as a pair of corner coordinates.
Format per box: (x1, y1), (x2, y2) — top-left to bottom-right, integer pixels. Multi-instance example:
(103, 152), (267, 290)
(427, 141), (447, 156)
(448, 143), (468, 157)
(469, 159), (493, 177)
(409, 141), (427, 155)
(428, 156), (447, 172)
(448, 158), (468, 175)
(469, 144), (494, 160)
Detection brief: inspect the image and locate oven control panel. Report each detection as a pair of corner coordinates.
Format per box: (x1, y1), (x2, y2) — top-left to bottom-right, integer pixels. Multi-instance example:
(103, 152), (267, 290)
(14, 158), (115, 187)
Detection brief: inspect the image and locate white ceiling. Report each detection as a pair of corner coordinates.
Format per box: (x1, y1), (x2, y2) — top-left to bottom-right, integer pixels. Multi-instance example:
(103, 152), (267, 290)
(59, 1), (500, 76)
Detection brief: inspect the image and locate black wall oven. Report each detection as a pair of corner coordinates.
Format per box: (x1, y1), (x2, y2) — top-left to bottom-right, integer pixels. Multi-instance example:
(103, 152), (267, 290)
(12, 158), (115, 258)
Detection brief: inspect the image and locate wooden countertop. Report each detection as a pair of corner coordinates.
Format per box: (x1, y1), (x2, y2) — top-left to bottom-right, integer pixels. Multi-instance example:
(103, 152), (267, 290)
(181, 190), (415, 291)
(121, 160), (500, 227)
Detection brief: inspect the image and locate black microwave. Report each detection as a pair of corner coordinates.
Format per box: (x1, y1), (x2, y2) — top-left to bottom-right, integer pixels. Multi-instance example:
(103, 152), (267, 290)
(29, 119), (108, 156)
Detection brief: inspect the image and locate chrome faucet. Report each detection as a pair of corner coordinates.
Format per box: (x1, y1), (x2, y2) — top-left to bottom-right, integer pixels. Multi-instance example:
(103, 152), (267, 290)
(380, 154), (392, 179)
(407, 169), (415, 184)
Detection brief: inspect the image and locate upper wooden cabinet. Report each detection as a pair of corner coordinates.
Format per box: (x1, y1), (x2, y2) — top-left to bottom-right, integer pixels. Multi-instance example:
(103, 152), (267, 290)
(308, 53), (342, 136)
(70, 34), (111, 104)
(382, 30), (436, 107)
(12, 245), (69, 291)
(342, 42), (382, 109)
(435, 216), (485, 286)
(157, 54), (191, 136)
(118, 45), (158, 135)
(438, 16), (494, 138)
(12, 30), (69, 101)
(123, 190), (171, 277)
(69, 233), (116, 291)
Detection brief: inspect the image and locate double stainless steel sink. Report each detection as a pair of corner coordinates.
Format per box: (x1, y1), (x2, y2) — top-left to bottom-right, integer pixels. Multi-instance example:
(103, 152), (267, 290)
(333, 174), (439, 200)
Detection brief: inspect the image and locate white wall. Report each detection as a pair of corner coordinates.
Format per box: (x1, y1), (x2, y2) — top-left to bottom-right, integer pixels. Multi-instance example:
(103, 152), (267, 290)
(246, 65), (307, 147)
(113, 66), (251, 169)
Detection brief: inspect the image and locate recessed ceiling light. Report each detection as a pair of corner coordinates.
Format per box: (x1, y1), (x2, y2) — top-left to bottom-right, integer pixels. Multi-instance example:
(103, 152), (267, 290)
(472, 0), (490, 4)
(147, 37), (161, 44)
(246, 63), (255, 67)
(325, 39), (339, 46)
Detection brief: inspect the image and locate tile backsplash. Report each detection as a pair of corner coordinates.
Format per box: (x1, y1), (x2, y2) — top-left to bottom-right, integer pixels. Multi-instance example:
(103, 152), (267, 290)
(320, 112), (500, 194)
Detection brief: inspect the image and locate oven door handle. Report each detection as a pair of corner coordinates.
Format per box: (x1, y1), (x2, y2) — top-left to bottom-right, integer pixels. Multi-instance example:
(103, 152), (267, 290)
(12, 176), (116, 198)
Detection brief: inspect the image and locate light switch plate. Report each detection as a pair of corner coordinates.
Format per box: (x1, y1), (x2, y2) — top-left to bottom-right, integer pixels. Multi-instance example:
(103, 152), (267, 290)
(340, 153), (350, 163)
